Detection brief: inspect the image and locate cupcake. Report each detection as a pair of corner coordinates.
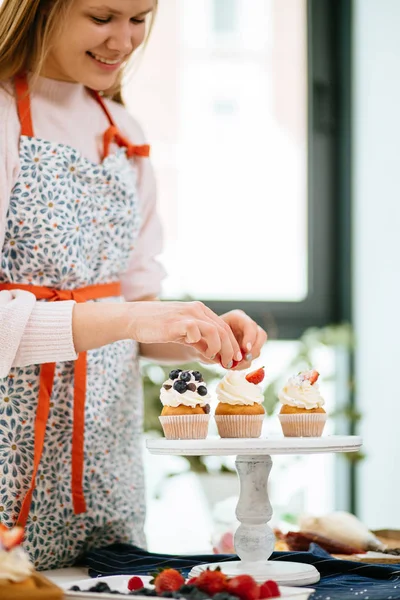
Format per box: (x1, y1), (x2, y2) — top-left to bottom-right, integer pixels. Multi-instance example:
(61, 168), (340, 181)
(0, 525), (63, 599)
(215, 367), (266, 438)
(278, 369), (326, 437)
(159, 369), (211, 439)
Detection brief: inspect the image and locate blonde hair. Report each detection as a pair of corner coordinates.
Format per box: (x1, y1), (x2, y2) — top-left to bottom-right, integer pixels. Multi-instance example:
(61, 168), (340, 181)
(0, 0), (157, 103)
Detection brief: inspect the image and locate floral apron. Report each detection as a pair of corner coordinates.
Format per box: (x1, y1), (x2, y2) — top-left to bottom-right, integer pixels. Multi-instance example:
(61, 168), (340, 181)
(0, 74), (149, 570)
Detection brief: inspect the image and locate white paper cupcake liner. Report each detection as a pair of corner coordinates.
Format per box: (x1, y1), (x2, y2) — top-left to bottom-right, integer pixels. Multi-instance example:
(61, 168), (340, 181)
(159, 414), (210, 440)
(278, 413), (327, 437)
(214, 414), (264, 438)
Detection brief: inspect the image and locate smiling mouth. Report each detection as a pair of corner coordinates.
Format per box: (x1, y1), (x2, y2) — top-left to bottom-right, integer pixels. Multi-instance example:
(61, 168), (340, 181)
(87, 51), (122, 65)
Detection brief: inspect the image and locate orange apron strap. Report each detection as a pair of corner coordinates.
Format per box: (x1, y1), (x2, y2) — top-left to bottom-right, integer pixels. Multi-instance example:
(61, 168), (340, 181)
(14, 73), (34, 138)
(71, 352), (87, 514)
(17, 362), (56, 528)
(90, 90), (150, 159)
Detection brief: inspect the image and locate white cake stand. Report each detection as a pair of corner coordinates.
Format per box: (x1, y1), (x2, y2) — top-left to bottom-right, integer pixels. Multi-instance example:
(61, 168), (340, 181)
(146, 435), (362, 587)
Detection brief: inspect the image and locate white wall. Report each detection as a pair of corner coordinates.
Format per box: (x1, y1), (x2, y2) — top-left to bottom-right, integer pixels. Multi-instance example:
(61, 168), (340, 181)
(354, 0), (400, 528)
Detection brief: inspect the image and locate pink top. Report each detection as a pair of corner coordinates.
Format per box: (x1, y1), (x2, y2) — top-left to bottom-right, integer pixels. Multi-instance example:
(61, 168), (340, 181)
(0, 76), (165, 377)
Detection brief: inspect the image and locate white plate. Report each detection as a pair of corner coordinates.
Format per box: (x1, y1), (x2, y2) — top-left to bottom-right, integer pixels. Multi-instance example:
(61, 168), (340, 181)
(62, 574), (314, 600)
(63, 574), (153, 598)
(146, 435), (362, 456)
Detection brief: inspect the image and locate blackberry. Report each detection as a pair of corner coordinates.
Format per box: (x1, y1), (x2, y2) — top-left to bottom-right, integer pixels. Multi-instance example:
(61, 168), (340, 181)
(213, 594), (241, 600)
(197, 385), (208, 397)
(169, 369), (182, 380)
(173, 380), (188, 394)
(178, 585), (196, 594)
(180, 371), (191, 382)
(70, 586), (81, 591)
(89, 581), (112, 593)
(186, 590), (209, 600)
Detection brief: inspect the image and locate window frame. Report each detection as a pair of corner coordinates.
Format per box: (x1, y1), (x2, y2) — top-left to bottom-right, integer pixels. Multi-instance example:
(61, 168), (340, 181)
(202, 0), (351, 341)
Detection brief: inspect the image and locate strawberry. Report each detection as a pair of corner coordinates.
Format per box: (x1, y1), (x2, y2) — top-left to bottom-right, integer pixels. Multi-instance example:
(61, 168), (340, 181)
(150, 568), (185, 593)
(219, 357), (240, 369)
(0, 526), (24, 550)
(186, 577), (199, 585)
(303, 369), (319, 385)
(245, 367), (265, 385)
(127, 576), (144, 592)
(195, 567), (228, 596)
(226, 574), (260, 600)
(259, 580), (281, 598)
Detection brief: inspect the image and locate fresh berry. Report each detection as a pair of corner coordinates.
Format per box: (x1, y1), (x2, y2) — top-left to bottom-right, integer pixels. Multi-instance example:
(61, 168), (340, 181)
(173, 380), (188, 394)
(179, 585), (197, 593)
(70, 586), (81, 591)
(187, 383), (196, 392)
(186, 578), (199, 585)
(204, 404), (210, 414)
(0, 525), (24, 549)
(151, 568), (185, 594)
(245, 367), (265, 385)
(195, 567), (228, 596)
(169, 369), (182, 380)
(213, 594), (241, 600)
(128, 576), (144, 592)
(192, 371), (203, 381)
(259, 580), (280, 598)
(197, 385), (208, 397)
(226, 575), (260, 600)
(303, 369), (319, 385)
(89, 581), (112, 593)
(180, 371), (191, 382)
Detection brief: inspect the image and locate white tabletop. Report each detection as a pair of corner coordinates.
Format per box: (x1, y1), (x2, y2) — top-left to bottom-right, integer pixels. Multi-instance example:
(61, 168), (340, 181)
(146, 435), (362, 456)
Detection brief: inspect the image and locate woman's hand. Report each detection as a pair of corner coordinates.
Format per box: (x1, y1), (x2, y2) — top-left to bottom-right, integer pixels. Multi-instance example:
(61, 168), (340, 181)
(127, 300), (243, 368)
(193, 309), (268, 369)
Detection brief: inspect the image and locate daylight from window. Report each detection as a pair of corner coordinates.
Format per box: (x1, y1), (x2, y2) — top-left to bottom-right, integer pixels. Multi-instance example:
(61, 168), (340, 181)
(125, 0), (308, 302)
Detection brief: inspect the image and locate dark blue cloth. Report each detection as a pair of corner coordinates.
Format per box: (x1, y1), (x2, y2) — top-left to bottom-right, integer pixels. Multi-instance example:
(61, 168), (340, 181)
(79, 544), (400, 600)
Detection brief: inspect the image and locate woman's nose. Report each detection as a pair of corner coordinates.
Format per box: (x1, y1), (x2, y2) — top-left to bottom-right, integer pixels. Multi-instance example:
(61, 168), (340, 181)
(107, 24), (134, 56)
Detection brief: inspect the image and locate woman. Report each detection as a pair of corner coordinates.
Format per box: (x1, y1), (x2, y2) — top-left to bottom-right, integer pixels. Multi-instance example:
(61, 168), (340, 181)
(0, 0), (267, 570)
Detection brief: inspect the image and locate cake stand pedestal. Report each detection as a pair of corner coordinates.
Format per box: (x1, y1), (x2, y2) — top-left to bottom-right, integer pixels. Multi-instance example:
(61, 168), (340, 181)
(146, 435), (362, 587)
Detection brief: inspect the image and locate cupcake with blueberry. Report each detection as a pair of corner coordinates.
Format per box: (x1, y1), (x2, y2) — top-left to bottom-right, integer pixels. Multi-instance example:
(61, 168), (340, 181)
(159, 369), (211, 439)
(215, 367), (266, 438)
(278, 369), (326, 437)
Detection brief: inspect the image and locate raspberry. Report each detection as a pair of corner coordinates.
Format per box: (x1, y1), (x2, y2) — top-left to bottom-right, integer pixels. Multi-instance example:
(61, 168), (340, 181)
(128, 576), (144, 591)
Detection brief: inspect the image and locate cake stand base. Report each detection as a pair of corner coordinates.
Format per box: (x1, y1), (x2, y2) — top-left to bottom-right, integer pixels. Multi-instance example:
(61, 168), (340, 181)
(189, 561), (320, 586)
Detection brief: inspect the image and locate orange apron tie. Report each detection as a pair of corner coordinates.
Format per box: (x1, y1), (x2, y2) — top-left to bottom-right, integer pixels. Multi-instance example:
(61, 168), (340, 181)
(90, 90), (150, 159)
(0, 281), (121, 527)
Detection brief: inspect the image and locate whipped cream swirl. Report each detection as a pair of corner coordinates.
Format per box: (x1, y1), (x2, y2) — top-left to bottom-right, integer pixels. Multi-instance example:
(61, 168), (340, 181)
(279, 374), (325, 410)
(216, 371), (264, 406)
(0, 547), (34, 584)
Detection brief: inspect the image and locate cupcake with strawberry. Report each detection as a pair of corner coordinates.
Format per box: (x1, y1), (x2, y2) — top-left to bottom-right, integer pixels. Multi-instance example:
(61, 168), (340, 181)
(215, 367), (266, 438)
(278, 369), (326, 437)
(159, 369), (211, 439)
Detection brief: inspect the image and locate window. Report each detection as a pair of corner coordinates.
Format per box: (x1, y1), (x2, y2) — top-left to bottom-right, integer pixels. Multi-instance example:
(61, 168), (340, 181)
(212, 0), (239, 34)
(125, 0), (346, 340)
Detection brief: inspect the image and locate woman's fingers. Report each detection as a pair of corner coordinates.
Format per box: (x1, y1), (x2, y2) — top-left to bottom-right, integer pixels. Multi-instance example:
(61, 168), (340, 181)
(198, 304), (242, 362)
(128, 301), (247, 367)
